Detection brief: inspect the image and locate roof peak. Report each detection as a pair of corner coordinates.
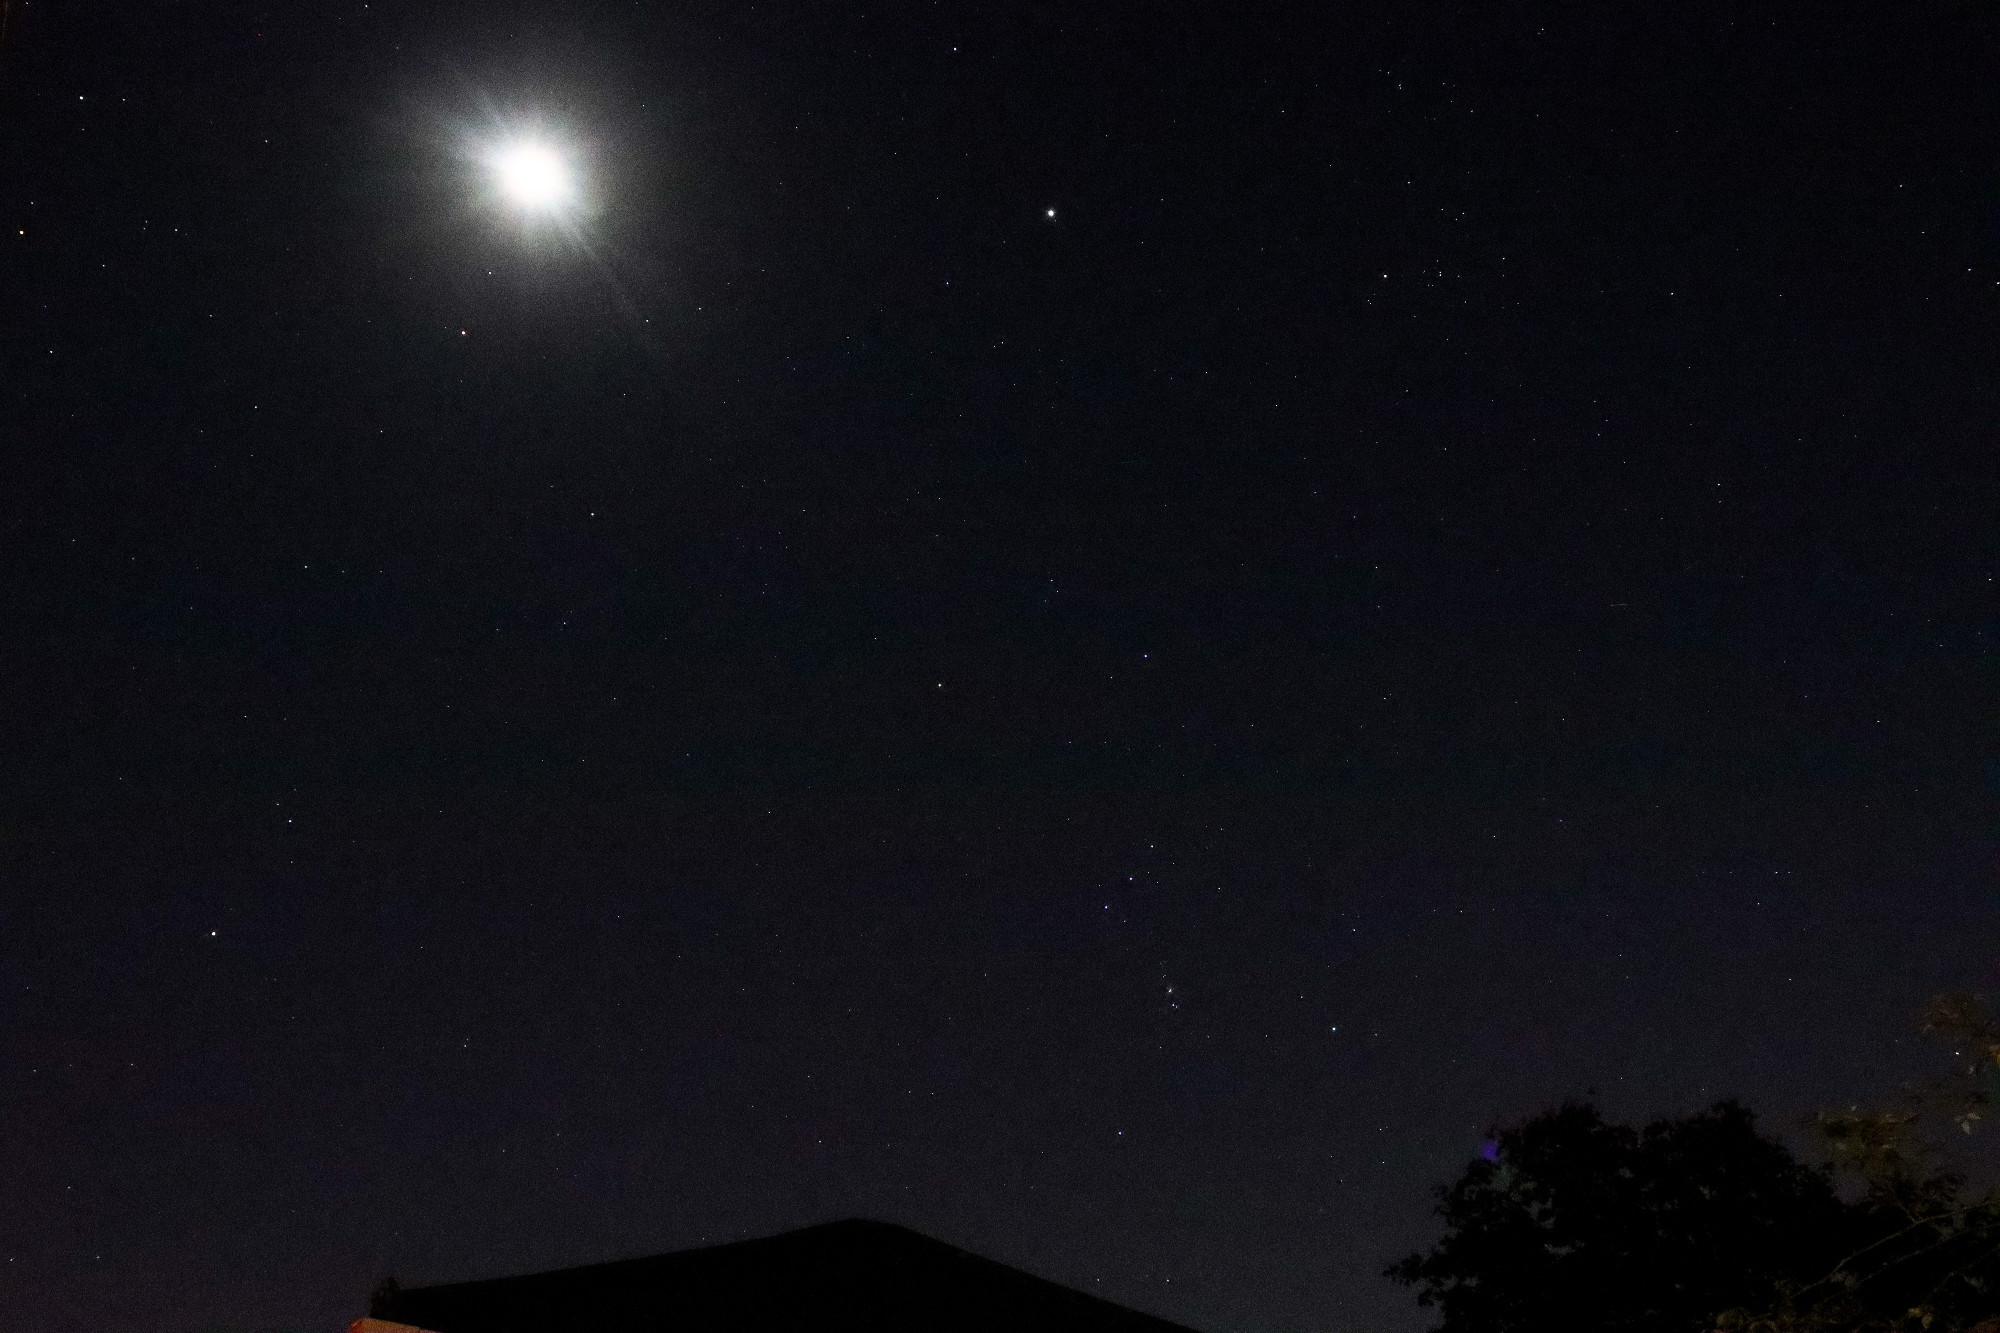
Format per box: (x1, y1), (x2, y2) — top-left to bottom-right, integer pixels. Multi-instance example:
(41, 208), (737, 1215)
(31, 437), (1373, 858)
(372, 1217), (1202, 1333)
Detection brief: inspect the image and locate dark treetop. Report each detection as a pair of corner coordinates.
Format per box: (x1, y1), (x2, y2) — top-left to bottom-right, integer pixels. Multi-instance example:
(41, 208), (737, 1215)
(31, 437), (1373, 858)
(1389, 1102), (1874, 1333)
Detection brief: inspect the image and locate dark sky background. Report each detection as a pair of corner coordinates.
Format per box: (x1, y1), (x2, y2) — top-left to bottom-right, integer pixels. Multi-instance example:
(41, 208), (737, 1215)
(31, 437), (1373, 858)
(2, 2), (1994, 1331)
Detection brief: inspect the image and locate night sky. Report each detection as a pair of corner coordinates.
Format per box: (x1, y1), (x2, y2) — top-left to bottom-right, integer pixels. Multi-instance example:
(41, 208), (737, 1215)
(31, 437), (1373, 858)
(2, 3), (1994, 1332)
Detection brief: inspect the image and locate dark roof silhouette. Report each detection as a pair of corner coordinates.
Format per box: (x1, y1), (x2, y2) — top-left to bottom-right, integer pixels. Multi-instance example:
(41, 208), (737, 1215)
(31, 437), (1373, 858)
(371, 1218), (1202, 1333)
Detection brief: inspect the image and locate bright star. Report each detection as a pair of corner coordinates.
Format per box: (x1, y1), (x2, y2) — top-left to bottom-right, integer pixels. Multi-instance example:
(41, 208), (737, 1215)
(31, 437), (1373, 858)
(492, 142), (573, 211)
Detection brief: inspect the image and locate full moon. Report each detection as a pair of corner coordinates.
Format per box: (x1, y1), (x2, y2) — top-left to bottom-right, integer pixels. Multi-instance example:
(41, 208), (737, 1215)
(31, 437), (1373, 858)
(492, 142), (573, 210)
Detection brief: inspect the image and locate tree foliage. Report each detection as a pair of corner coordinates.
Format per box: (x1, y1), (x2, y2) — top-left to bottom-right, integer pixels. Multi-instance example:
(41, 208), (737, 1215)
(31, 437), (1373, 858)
(1389, 993), (2000, 1333)
(1721, 993), (2000, 1333)
(1389, 1101), (1874, 1333)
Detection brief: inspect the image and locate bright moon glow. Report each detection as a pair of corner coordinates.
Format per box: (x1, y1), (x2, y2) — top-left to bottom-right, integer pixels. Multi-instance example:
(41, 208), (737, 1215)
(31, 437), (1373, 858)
(493, 143), (573, 209)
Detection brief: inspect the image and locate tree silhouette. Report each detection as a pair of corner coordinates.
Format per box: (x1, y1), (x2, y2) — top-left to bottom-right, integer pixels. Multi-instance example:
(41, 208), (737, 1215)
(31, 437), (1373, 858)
(1389, 1101), (1874, 1333)
(1720, 993), (2000, 1333)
